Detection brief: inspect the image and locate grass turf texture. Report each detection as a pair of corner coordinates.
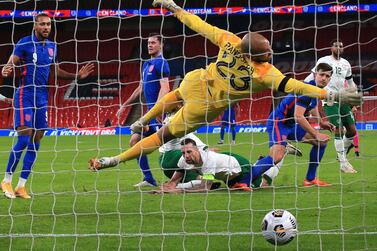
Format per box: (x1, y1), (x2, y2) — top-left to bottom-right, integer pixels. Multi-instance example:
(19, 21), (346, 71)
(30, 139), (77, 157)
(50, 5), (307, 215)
(0, 131), (376, 250)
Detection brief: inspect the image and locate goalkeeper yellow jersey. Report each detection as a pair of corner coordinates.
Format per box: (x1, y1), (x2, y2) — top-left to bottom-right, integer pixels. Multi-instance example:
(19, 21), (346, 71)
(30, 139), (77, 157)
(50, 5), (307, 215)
(175, 10), (326, 106)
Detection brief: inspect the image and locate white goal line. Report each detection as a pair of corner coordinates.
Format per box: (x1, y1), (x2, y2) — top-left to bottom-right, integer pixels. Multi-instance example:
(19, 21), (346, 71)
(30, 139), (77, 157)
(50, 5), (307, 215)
(1, 231), (377, 238)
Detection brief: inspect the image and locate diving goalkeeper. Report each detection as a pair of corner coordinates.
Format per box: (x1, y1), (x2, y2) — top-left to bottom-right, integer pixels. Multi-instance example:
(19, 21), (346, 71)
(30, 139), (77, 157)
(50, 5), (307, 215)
(89, 0), (361, 170)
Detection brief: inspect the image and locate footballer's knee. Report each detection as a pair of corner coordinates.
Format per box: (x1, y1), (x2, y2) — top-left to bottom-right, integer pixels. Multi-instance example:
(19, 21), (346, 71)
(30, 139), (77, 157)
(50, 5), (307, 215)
(269, 146), (285, 163)
(32, 130), (45, 143)
(16, 126), (32, 136)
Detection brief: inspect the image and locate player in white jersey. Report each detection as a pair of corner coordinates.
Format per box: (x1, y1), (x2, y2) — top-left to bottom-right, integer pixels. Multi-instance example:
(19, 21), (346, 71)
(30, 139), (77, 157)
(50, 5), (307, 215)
(158, 132), (206, 184)
(305, 40), (357, 173)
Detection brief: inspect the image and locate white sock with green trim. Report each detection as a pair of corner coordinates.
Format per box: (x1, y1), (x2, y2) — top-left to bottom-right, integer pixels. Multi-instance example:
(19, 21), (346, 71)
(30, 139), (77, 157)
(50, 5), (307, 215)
(335, 138), (347, 163)
(343, 135), (354, 152)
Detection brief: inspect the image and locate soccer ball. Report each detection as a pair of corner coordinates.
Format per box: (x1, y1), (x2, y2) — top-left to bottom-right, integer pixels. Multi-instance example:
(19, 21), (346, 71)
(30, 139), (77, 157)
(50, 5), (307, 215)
(261, 209), (297, 246)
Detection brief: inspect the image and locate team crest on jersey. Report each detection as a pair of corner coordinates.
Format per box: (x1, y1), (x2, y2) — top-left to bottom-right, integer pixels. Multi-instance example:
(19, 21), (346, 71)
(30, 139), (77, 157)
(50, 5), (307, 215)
(48, 48), (54, 57)
(148, 65), (154, 72)
(25, 114), (31, 122)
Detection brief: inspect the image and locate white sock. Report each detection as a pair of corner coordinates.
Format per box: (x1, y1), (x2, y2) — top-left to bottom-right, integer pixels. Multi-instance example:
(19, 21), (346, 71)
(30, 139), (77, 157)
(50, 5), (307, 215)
(263, 158), (285, 180)
(176, 180), (202, 189)
(17, 178), (27, 188)
(343, 135), (354, 151)
(334, 138), (347, 163)
(3, 173), (12, 183)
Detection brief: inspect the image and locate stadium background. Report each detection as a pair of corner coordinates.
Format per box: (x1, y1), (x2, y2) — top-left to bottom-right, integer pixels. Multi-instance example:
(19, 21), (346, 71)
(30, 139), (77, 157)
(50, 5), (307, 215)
(0, 0), (376, 130)
(0, 1), (377, 250)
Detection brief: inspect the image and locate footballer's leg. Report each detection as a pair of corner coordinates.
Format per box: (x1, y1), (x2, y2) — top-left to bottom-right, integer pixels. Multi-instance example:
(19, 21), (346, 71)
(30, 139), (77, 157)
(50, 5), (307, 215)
(131, 126), (158, 187)
(300, 130), (331, 187)
(2, 126), (32, 199)
(15, 105), (49, 199)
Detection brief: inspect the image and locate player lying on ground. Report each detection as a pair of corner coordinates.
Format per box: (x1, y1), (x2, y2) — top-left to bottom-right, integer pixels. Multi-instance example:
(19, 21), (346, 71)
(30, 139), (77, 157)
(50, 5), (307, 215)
(253, 63), (335, 187)
(152, 138), (273, 193)
(88, 0), (361, 171)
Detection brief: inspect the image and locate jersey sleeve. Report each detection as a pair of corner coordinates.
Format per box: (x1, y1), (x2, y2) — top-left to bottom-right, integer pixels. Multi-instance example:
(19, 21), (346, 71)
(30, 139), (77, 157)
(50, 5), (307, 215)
(160, 59), (170, 78)
(296, 96), (311, 108)
(175, 9), (239, 48)
(260, 65), (327, 99)
(13, 38), (26, 58)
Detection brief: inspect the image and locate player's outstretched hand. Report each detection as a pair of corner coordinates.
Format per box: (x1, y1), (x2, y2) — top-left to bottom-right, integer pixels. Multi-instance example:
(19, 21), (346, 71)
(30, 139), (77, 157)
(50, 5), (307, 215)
(116, 106), (125, 118)
(152, 0), (180, 12)
(335, 87), (362, 106)
(4, 98), (13, 105)
(1, 65), (13, 78)
(78, 63), (95, 80)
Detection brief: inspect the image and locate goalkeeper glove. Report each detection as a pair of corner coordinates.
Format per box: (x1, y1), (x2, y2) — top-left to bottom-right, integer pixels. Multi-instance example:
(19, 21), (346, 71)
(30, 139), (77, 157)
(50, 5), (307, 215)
(326, 87), (362, 106)
(152, 0), (180, 12)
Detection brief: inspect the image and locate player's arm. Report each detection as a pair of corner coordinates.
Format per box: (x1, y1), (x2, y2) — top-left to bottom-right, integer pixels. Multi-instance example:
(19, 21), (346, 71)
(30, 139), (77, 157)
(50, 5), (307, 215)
(117, 82), (143, 117)
(158, 77), (170, 101)
(54, 63), (94, 80)
(0, 94), (12, 104)
(267, 67), (361, 106)
(153, 0), (232, 47)
(310, 105), (335, 132)
(1, 55), (21, 78)
(294, 104), (320, 138)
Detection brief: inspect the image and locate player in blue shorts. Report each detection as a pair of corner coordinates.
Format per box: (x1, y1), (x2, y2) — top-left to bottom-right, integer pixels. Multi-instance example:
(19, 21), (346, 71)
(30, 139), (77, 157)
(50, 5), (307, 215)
(1, 13), (94, 199)
(252, 63), (335, 187)
(218, 104), (238, 145)
(117, 33), (170, 187)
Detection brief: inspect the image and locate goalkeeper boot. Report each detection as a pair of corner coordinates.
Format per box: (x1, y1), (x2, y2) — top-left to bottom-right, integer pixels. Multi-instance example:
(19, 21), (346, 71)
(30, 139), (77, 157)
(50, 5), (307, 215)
(1, 181), (15, 199)
(15, 186), (31, 199)
(88, 157), (119, 171)
(130, 118), (149, 133)
(286, 143), (303, 157)
(303, 178), (331, 187)
(340, 161), (357, 173)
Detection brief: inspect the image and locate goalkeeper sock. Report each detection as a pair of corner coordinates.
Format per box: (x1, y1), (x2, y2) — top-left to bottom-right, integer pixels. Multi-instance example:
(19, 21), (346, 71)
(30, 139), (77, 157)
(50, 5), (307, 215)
(116, 133), (162, 162)
(220, 126), (225, 141)
(306, 144), (326, 181)
(137, 156), (156, 184)
(5, 135), (29, 181)
(252, 156), (274, 181)
(142, 91), (180, 124)
(231, 125), (236, 141)
(20, 142), (40, 180)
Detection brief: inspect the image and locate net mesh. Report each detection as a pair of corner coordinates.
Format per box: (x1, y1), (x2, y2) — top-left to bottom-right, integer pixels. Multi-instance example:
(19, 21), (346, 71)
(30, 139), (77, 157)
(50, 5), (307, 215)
(0, 1), (376, 250)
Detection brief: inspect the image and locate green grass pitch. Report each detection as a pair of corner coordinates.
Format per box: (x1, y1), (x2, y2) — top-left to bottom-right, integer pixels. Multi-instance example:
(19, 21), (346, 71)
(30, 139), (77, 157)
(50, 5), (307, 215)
(0, 131), (376, 250)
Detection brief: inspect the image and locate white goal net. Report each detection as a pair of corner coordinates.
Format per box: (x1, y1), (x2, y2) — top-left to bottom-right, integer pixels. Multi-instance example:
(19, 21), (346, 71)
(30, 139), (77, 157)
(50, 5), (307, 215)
(0, 0), (376, 250)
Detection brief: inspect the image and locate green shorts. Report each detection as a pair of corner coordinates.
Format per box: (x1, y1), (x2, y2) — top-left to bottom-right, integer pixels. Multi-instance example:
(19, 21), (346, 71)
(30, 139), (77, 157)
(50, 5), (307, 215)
(159, 150), (200, 183)
(323, 103), (355, 128)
